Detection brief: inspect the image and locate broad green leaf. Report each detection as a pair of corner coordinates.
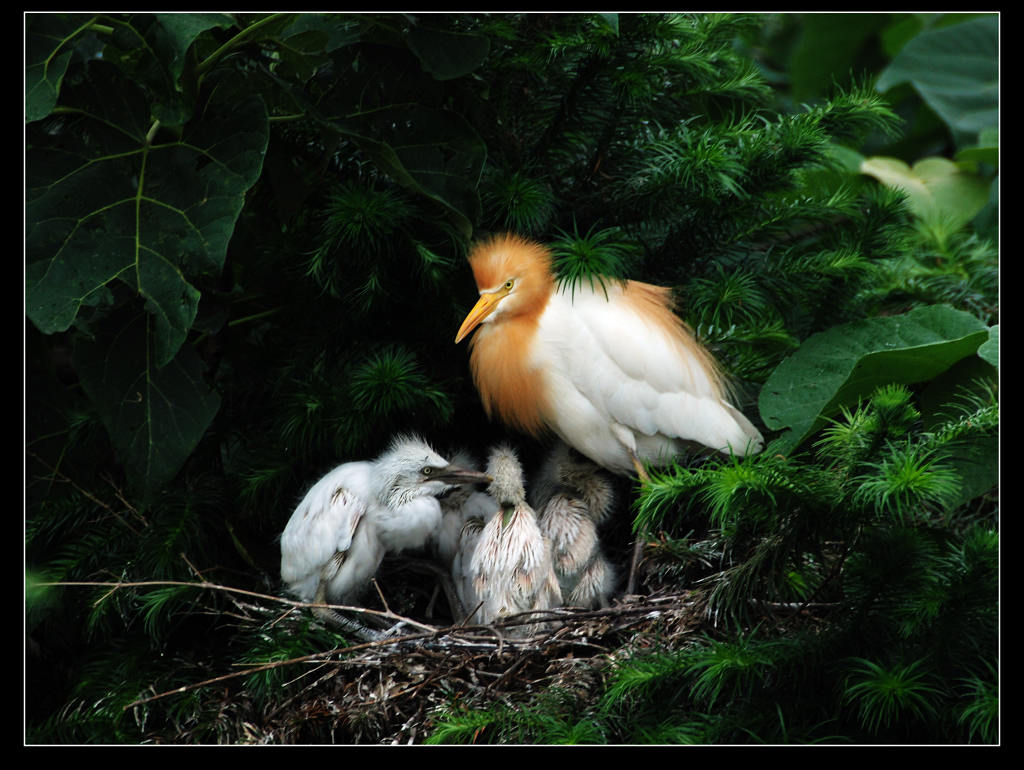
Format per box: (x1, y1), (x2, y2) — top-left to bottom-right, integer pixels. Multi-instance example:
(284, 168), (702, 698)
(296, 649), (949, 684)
(153, 12), (237, 81)
(26, 61), (268, 367)
(406, 25), (490, 80)
(760, 304), (989, 453)
(73, 308), (221, 504)
(270, 29), (331, 81)
(955, 146), (998, 166)
(919, 355), (996, 428)
(977, 324), (998, 368)
(268, 14), (362, 81)
(944, 433), (998, 508)
(280, 12), (362, 52)
(879, 13), (929, 57)
(101, 13), (236, 126)
(859, 156), (990, 230)
(25, 13), (96, 122)
(918, 353), (998, 506)
(876, 14), (998, 141)
(799, 143), (868, 199)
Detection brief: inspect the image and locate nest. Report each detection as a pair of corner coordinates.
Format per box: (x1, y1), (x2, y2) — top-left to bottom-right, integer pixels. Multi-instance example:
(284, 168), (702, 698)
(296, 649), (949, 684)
(131, 543), (831, 744)
(248, 589), (711, 744)
(130, 575), (712, 745)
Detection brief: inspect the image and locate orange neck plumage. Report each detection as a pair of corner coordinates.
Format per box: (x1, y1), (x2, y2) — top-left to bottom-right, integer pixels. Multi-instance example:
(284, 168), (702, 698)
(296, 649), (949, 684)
(468, 312), (550, 436)
(465, 234), (555, 436)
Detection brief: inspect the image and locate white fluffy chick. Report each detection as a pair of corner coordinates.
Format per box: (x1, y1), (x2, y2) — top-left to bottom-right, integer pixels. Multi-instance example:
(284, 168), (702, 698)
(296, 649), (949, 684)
(531, 442), (616, 609)
(468, 445), (561, 634)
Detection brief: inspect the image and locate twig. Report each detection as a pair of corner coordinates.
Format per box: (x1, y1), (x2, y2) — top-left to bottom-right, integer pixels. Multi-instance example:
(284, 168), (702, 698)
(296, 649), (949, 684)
(36, 577), (434, 632)
(485, 651), (532, 695)
(371, 578), (392, 615)
(27, 451), (147, 532)
(180, 553), (206, 581)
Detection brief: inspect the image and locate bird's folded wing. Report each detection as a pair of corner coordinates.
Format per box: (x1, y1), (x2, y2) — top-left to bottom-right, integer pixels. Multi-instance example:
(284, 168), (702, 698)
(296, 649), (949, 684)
(280, 464), (371, 592)
(563, 283), (721, 394)
(554, 285), (762, 454)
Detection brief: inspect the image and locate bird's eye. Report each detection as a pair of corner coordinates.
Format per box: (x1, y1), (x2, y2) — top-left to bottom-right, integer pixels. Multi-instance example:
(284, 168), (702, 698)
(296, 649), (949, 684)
(421, 466), (433, 476)
(504, 279), (514, 291)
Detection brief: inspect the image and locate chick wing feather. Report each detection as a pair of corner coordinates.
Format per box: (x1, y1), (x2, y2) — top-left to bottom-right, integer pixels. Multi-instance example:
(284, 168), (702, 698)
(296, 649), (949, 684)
(279, 462), (373, 601)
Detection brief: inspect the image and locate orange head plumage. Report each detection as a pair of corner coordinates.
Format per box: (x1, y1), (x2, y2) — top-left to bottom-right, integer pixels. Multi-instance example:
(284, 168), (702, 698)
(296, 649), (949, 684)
(455, 234), (556, 436)
(455, 233), (555, 342)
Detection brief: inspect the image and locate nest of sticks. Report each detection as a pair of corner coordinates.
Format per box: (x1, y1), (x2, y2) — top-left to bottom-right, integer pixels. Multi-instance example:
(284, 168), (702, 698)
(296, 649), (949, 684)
(132, 544), (831, 744)
(242, 588), (710, 744)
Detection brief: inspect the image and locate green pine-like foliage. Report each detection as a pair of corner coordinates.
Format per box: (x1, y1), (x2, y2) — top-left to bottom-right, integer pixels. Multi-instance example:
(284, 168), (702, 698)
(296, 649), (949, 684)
(26, 12), (997, 744)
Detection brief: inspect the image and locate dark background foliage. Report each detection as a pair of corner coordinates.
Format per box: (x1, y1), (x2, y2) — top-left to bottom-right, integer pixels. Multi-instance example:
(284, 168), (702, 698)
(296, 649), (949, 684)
(25, 12), (997, 744)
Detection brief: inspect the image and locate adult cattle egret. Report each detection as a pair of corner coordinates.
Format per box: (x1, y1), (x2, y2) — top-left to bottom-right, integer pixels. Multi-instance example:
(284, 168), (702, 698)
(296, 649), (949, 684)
(454, 233), (763, 475)
(280, 435), (490, 638)
(455, 233), (765, 591)
(531, 443), (616, 609)
(468, 445), (562, 635)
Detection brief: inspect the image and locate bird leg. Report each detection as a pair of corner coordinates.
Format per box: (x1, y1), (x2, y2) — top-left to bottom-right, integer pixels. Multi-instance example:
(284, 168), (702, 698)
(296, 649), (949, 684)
(625, 451), (651, 595)
(400, 557), (471, 625)
(311, 579), (386, 643)
(630, 452), (651, 483)
(425, 584), (442, 619)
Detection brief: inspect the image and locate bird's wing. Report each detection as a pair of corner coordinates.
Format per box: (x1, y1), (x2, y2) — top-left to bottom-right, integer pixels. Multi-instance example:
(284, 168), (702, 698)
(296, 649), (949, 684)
(538, 495), (596, 576)
(279, 462), (372, 601)
(566, 555), (614, 609)
(542, 283), (763, 455)
(453, 517), (485, 620)
(439, 489), (499, 561)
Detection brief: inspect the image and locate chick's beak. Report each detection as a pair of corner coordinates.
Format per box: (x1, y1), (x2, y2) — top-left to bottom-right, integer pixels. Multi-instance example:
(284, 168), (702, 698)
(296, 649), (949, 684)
(433, 465), (493, 486)
(455, 292), (502, 344)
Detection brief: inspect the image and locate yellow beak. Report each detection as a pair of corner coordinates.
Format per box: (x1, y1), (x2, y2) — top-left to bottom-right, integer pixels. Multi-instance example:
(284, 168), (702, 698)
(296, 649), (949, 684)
(455, 292), (503, 344)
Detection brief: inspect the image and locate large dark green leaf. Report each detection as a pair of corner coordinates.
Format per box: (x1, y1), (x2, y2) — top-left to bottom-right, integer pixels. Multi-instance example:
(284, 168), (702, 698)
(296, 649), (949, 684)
(153, 12), (237, 81)
(280, 12), (362, 52)
(26, 61), (268, 367)
(233, 13), (361, 82)
(25, 13), (95, 122)
(100, 13), (236, 126)
(917, 353), (998, 507)
(788, 14), (891, 101)
(944, 433), (998, 509)
(760, 304), (989, 453)
(977, 324), (998, 368)
(406, 24), (490, 80)
(876, 14), (998, 141)
(73, 308), (221, 504)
